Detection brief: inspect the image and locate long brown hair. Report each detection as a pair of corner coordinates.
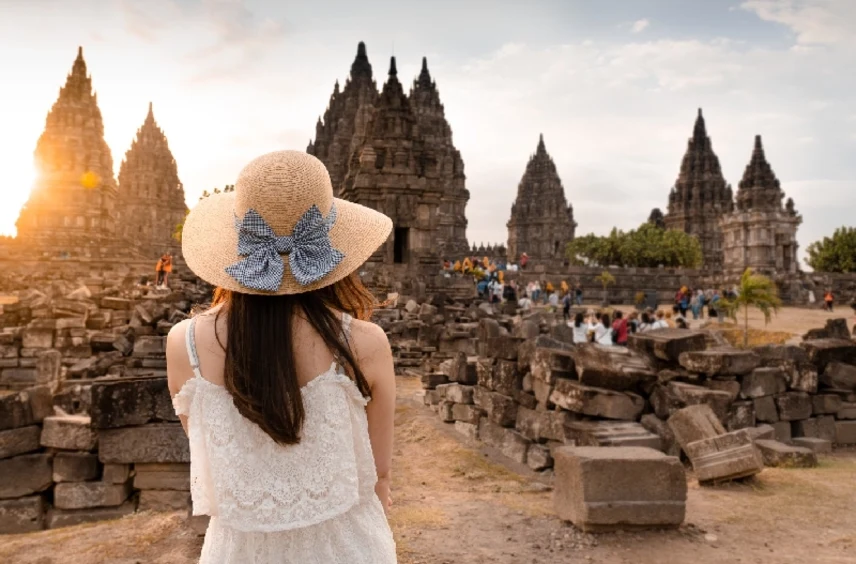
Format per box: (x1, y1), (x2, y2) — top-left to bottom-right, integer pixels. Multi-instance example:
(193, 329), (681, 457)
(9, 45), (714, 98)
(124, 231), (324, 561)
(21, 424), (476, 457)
(208, 273), (376, 445)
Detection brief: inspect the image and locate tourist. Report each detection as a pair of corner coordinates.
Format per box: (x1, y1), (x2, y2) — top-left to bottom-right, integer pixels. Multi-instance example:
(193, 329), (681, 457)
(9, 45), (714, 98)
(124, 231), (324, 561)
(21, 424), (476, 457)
(676, 317), (689, 329)
(155, 253), (170, 287)
(548, 290), (559, 312)
(520, 252), (529, 270)
(652, 310), (669, 330)
(518, 295), (532, 312)
(477, 277), (489, 299)
(627, 311), (640, 334)
(571, 312), (588, 343)
(709, 290), (722, 322)
(824, 289), (834, 312)
(545, 281), (555, 304)
(691, 289), (704, 320)
(166, 151), (396, 562)
(503, 280), (518, 303)
(678, 288), (689, 317)
(611, 311), (629, 346)
(562, 291), (571, 321)
(161, 253), (173, 288)
(594, 313), (614, 345)
(638, 312), (652, 332)
(532, 280), (542, 303)
(664, 310), (676, 328)
(490, 278), (503, 304)
(574, 283), (583, 306)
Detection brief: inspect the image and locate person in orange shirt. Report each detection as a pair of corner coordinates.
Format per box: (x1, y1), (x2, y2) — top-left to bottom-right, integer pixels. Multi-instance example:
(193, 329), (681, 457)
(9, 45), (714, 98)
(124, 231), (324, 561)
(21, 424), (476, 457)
(155, 256), (166, 287)
(824, 290), (834, 312)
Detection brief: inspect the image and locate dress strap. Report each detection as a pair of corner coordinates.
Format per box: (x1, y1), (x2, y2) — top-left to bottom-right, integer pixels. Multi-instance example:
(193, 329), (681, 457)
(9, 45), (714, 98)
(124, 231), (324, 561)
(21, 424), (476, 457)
(184, 317), (203, 379)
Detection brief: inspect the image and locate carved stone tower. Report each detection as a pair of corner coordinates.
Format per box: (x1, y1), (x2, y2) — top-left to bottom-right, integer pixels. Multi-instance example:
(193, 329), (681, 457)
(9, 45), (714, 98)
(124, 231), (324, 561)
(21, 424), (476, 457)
(116, 103), (188, 257)
(720, 135), (801, 276)
(506, 135), (576, 264)
(16, 47), (118, 250)
(663, 109), (733, 270)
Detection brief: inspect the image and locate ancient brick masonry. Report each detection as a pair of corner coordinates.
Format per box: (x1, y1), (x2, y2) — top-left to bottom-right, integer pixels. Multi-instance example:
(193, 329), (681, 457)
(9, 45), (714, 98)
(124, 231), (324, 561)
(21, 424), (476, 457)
(664, 109), (734, 270)
(116, 103), (188, 258)
(506, 135), (577, 266)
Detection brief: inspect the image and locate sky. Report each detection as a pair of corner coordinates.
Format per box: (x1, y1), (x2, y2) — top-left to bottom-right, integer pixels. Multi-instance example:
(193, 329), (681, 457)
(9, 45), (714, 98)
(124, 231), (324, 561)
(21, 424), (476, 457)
(0, 0), (854, 267)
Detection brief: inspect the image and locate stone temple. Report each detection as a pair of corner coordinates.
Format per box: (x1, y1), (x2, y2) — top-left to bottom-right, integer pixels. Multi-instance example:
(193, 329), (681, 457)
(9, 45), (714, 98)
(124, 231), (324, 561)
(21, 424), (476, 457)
(664, 109), (734, 270)
(506, 135), (577, 265)
(309, 43), (470, 268)
(720, 135), (801, 276)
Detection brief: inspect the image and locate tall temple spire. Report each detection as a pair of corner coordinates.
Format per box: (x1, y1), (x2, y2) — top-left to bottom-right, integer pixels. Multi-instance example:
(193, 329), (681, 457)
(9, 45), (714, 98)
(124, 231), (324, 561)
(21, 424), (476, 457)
(417, 56), (432, 88)
(388, 56), (398, 77)
(735, 134), (785, 212)
(537, 133), (546, 155)
(350, 41), (373, 81)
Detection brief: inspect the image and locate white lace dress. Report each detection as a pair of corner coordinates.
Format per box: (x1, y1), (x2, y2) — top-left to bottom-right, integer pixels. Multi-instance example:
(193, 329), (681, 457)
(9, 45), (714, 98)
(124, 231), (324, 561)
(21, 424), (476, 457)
(172, 314), (397, 563)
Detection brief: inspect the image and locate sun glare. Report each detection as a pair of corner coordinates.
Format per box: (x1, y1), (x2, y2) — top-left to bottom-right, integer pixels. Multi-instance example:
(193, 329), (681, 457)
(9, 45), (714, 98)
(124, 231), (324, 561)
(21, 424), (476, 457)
(0, 158), (37, 237)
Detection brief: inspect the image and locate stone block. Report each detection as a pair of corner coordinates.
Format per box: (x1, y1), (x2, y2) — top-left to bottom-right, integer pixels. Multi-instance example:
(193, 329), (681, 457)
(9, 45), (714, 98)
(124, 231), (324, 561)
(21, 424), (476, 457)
(667, 404), (726, 451)
(820, 362), (856, 391)
(530, 339), (575, 384)
(553, 446), (686, 532)
(40, 415), (97, 451)
(98, 423), (190, 464)
(791, 437), (832, 454)
(754, 344), (808, 366)
(640, 414), (679, 456)
(489, 360), (521, 396)
(726, 401), (756, 431)
(745, 424), (776, 441)
(139, 489), (190, 512)
(134, 463), (190, 490)
(628, 329), (707, 363)
(53, 452), (100, 482)
(679, 349), (760, 376)
(422, 389), (441, 407)
(54, 481), (132, 509)
(438, 401), (454, 423)
(703, 378), (741, 402)
(0, 425), (41, 459)
(132, 336), (165, 358)
(441, 383), (474, 405)
(684, 429), (764, 484)
(788, 363), (819, 394)
(572, 344), (656, 392)
(741, 368), (788, 398)
(102, 463), (131, 484)
(0, 367), (37, 387)
(550, 379), (644, 421)
(478, 418), (530, 464)
(772, 421), (792, 443)
(0, 453), (53, 499)
(753, 395), (779, 423)
(531, 378), (554, 407)
(420, 372), (448, 390)
(813, 394), (843, 415)
(473, 388), (518, 428)
(21, 328), (54, 349)
(774, 392), (812, 421)
(754, 440), (818, 468)
(835, 421), (856, 445)
(564, 420), (662, 450)
(527, 444), (553, 471)
(837, 402), (856, 420)
(46, 499), (137, 529)
(89, 376), (178, 429)
(451, 403), (482, 425)
(444, 352), (477, 385)
(515, 406), (549, 442)
(484, 335), (520, 361)
(0, 495), (45, 534)
(453, 421), (478, 441)
(651, 381), (732, 421)
(101, 297), (133, 310)
(801, 339), (856, 371)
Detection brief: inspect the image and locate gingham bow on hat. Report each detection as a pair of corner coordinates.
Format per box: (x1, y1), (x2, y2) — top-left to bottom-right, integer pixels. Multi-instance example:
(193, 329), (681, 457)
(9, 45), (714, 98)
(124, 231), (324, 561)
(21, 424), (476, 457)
(225, 204), (345, 291)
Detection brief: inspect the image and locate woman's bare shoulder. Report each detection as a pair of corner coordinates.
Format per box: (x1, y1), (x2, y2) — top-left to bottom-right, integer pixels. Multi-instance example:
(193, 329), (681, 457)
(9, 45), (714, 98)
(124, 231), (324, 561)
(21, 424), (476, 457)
(347, 317), (391, 358)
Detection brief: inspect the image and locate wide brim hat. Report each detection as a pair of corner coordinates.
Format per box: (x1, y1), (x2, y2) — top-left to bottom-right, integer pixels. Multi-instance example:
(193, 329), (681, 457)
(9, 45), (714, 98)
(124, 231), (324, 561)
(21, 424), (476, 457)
(182, 150), (392, 295)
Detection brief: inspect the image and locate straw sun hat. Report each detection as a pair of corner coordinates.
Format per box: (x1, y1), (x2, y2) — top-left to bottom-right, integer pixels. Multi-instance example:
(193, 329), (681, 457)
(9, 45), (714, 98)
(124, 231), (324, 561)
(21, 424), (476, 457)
(182, 150), (392, 295)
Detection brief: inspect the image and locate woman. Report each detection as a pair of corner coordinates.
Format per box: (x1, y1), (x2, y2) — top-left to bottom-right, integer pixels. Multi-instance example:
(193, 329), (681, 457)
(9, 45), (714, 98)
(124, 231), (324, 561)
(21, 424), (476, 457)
(166, 151), (397, 563)
(590, 313), (613, 346)
(652, 310), (670, 330)
(571, 312), (588, 344)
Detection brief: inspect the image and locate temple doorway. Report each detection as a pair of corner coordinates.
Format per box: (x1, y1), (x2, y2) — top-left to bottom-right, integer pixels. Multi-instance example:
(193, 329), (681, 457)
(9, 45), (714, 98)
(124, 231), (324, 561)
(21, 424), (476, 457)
(394, 227), (410, 264)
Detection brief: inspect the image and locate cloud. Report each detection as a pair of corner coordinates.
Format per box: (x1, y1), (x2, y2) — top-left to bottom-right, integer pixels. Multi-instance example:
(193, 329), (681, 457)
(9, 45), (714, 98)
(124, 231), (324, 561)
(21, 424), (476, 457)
(631, 18), (650, 33)
(741, 0), (856, 46)
(120, 0), (182, 42)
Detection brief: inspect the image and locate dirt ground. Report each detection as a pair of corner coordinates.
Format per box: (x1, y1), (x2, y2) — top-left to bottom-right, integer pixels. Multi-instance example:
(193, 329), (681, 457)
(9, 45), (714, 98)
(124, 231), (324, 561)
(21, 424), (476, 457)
(1, 307), (855, 563)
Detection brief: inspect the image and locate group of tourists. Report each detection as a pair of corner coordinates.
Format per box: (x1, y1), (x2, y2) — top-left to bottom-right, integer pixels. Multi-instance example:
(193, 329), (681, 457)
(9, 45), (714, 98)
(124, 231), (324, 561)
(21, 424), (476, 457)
(672, 286), (736, 321)
(568, 307), (689, 346)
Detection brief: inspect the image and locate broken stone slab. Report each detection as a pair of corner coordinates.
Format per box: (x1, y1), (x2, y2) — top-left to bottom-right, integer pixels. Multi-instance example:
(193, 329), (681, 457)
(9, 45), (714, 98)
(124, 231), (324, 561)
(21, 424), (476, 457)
(46, 499), (137, 529)
(0, 495), (45, 534)
(0, 388), (50, 430)
(530, 338), (576, 384)
(640, 414), (680, 457)
(820, 362), (856, 391)
(667, 405), (726, 452)
(550, 379), (645, 421)
(572, 344), (656, 392)
(0, 425), (41, 459)
(484, 335), (520, 361)
(54, 481), (132, 510)
(553, 446), (686, 532)
(0, 453), (53, 499)
(98, 423), (190, 464)
(812, 394), (843, 415)
(741, 367), (788, 398)
(754, 344), (809, 366)
(132, 336), (165, 358)
(89, 376), (178, 429)
(473, 388), (518, 428)
(451, 403), (482, 425)
(745, 424), (776, 442)
(478, 418), (530, 464)
(754, 440), (818, 468)
(438, 401), (454, 423)
(787, 362), (819, 394)
(443, 352), (478, 385)
(651, 381), (733, 421)
(774, 392), (812, 421)
(564, 420), (662, 450)
(134, 463), (191, 490)
(834, 421), (856, 445)
(678, 349), (760, 376)
(436, 383), (474, 405)
(53, 452), (100, 482)
(703, 378), (741, 402)
(480, 359), (521, 396)
(684, 429), (764, 484)
(791, 437), (832, 454)
(101, 297), (133, 310)
(800, 339), (856, 371)
(627, 329), (707, 364)
(40, 414), (97, 451)
(21, 328), (54, 349)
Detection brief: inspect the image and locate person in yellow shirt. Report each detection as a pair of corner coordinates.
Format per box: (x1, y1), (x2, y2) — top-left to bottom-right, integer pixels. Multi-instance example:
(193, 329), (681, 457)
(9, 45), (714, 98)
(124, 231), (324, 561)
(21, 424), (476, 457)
(462, 257), (473, 273)
(545, 281), (554, 294)
(483, 256), (490, 269)
(453, 260), (462, 272)
(561, 280), (569, 294)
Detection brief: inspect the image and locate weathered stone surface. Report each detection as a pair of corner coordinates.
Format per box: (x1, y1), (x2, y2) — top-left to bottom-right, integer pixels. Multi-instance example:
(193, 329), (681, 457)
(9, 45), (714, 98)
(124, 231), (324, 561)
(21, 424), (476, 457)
(0, 495), (45, 534)
(102, 463), (131, 484)
(754, 440), (818, 468)
(640, 414), (679, 456)
(820, 362), (856, 391)
(40, 414), (97, 451)
(139, 489), (190, 512)
(53, 452), (99, 482)
(453, 421), (478, 440)
(98, 423), (189, 464)
(678, 349), (759, 376)
(754, 344), (808, 365)
(788, 362), (819, 394)
(550, 379), (644, 421)
(684, 429), (764, 484)
(772, 421), (792, 443)
(46, 499), (137, 529)
(726, 401), (756, 431)
(515, 406), (549, 442)
(530, 338), (575, 384)
(132, 336), (165, 358)
(488, 360), (521, 397)
(572, 344), (656, 392)
(0, 425), (41, 459)
(564, 420), (662, 450)
(628, 329), (707, 363)
(90, 376), (178, 429)
(835, 421), (856, 445)
(473, 388), (518, 428)
(791, 437), (832, 454)
(451, 403), (482, 425)
(420, 372), (448, 390)
(0, 453), (53, 499)
(54, 481), (131, 509)
(484, 335), (520, 361)
(774, 392), (812, 421)
(745, 424), (776, 441)
(437, 383), (474, 405)
(527, 444), (553, 471)
(553, 446), (686, 532)
(801, 339), (856, 371)
(753, 395), (779, 423)
(652, 381), (732, 421)
(703, 378), (741, 402)
(741, 367), (788, 398)
(837, 402), (856, 420)
(444, 352), (477, 385)
(812, 394), (843, 415)
(21, 328), (54, 349)
(478, 418), (530, 464)
(438, 401), (454, 422)
(134, 463), (190, 490)
(668, 405), (726, 451)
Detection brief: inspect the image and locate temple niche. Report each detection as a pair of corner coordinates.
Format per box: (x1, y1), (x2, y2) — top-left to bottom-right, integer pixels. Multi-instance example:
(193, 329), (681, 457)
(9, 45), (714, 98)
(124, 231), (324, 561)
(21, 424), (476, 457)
(663, 109), (734, 270)
(16, 47), (118, 251)
(506, 134), (577, 265)
(720, 135), (801, 276)
(309, 43), (469, 265)
(116, 103), (188, 257)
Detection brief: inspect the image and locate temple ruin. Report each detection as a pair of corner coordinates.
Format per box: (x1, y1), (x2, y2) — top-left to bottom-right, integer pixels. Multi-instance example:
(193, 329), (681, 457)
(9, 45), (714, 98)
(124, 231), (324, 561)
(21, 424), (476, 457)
(664, 109), (734, 270)
(506, 135), (577, 265)
(721, 136), (801, 277)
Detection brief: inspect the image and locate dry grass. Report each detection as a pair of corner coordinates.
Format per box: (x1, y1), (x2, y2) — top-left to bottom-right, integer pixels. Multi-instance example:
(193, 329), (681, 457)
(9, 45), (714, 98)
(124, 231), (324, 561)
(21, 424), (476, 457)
(718, 326), (794, 347)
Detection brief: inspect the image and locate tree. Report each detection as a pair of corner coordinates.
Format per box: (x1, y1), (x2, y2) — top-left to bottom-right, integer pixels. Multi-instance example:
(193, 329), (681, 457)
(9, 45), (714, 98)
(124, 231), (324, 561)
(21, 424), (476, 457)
(566, 223), (702, 268)
(720, 268), (782, 347)
(594, 270), (615, 306)
(806, 227), (856, 273)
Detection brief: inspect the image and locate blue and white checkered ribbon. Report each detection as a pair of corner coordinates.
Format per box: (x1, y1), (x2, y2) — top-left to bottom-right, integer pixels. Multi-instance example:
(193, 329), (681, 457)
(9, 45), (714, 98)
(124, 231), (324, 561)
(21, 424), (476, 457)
(225, 204), (344, 291)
